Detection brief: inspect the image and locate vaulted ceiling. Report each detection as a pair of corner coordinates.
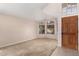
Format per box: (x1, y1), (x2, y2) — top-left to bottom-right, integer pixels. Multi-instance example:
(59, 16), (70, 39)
(0, 3), (62, 20)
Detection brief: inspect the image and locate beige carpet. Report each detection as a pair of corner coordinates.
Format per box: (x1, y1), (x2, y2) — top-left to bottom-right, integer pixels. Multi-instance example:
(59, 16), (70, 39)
(0, 38), (57, 56)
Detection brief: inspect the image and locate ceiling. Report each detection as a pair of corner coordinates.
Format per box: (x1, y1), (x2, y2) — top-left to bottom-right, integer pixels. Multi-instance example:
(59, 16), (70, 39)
(0, 3), (62, 21)
(0, 3), (48, 19)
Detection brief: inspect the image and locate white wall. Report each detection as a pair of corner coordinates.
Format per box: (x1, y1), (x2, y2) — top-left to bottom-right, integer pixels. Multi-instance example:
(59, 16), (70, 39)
(0, 14), (37, 48)
(43, 3), (62, 46)
(43, 3), (61, 16)
(77, 4), (79, 50)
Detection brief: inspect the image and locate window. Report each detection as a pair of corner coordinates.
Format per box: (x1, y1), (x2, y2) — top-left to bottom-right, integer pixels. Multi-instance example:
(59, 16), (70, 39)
(39, 21), (54, 34)
(47, 25), (54, 34)
(39, 25), (45, 34)
(62, 3), (77, 15)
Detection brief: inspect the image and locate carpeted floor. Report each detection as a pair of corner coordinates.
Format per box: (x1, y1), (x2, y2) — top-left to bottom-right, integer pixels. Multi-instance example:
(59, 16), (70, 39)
(0, 38), (57, 56)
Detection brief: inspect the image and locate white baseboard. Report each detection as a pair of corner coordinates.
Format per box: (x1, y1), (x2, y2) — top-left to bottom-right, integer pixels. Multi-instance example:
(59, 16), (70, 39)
(0, 40), (27, 48)
(0, 38), (35, 48)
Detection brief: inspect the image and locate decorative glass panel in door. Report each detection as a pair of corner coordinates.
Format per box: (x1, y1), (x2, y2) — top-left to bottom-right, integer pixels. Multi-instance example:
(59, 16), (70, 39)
(39, 25), (45, 34)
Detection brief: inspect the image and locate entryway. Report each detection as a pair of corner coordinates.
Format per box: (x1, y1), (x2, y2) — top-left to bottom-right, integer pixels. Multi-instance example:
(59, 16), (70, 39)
(62, 15), (78, 50)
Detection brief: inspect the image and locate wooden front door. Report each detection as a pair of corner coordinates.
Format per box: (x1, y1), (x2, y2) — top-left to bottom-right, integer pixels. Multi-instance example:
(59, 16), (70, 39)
(62, 16), (78, 50)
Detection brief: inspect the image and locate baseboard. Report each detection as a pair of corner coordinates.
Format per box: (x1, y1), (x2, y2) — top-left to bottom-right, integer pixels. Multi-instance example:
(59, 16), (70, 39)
(0, 40), (27, 48)
(0, 39), (35, 48)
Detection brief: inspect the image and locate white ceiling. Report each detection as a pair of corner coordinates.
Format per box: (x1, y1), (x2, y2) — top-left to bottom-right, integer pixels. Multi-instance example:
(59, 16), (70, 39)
(0, 3), (62, 20)
(0, 3), (48, 19)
